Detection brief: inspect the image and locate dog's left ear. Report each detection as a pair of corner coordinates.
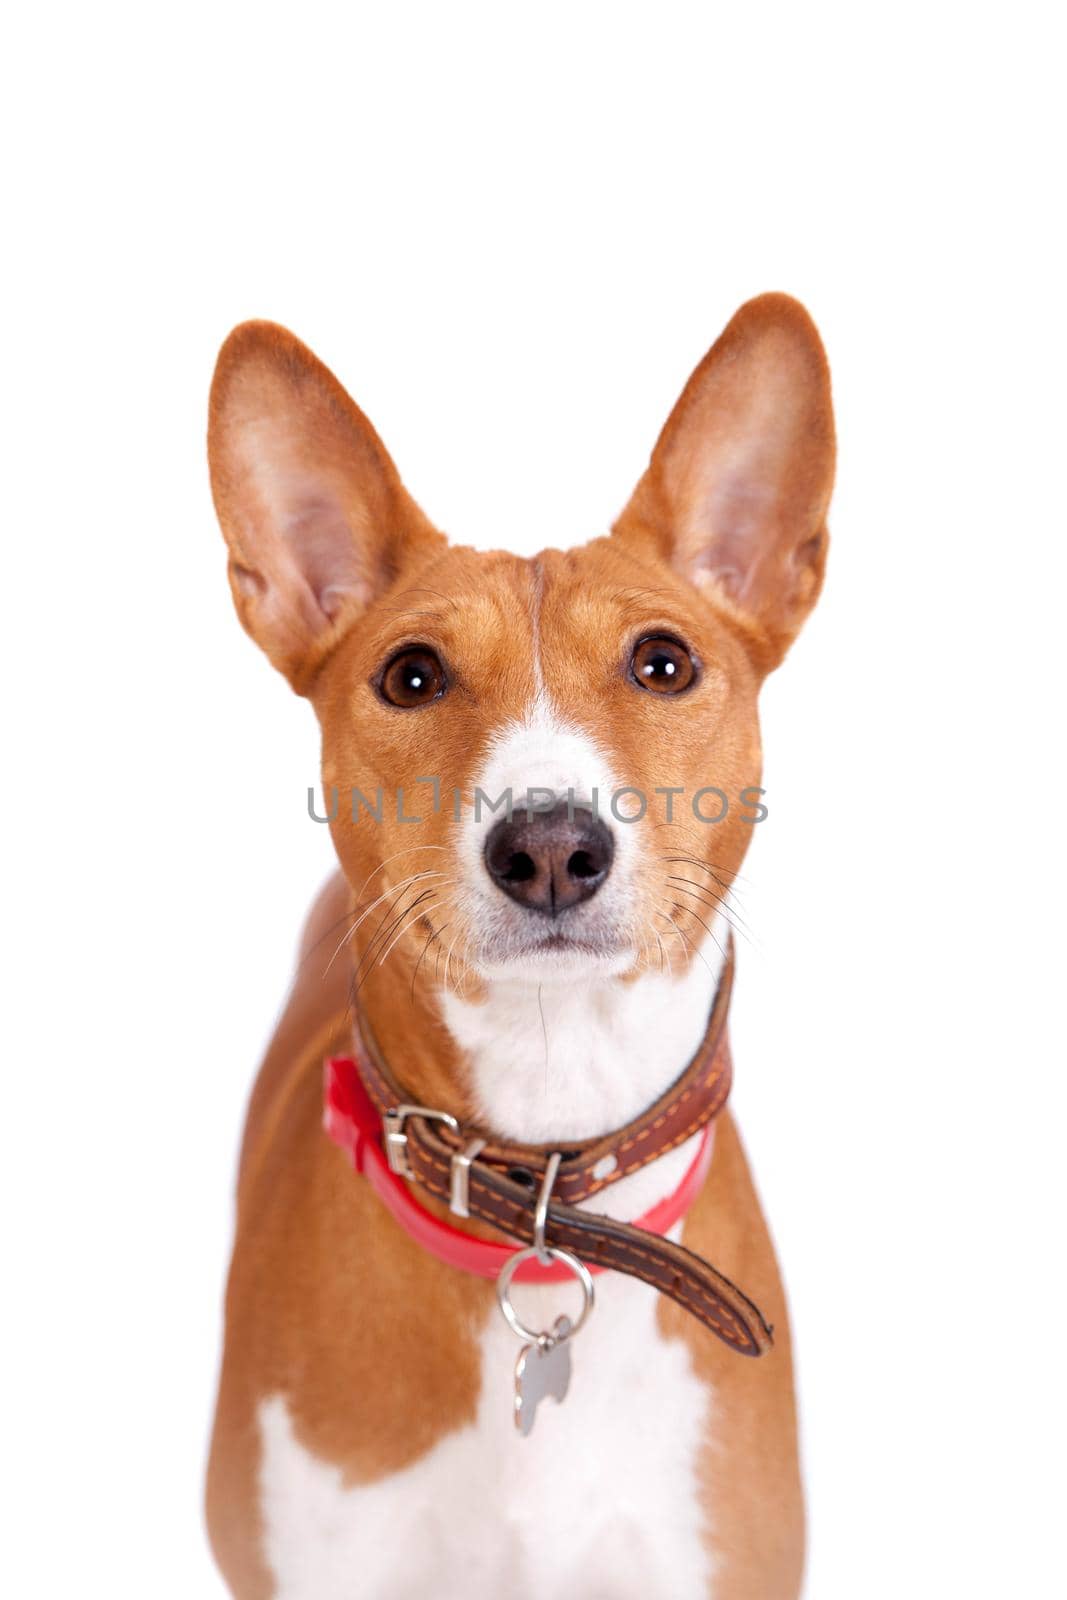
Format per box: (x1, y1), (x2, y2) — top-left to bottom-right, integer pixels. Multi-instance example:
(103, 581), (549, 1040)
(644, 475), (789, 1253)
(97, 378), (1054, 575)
(614, 293), (835, 670)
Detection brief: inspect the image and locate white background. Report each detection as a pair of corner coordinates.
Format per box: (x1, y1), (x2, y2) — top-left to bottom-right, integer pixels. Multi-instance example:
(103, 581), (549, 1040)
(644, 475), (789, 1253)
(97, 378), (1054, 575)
(4, 4), (1064, 1596)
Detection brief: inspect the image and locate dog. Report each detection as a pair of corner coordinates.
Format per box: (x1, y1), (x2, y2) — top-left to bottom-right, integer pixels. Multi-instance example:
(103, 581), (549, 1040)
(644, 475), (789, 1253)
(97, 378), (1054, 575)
(205, 293), (835, 1599)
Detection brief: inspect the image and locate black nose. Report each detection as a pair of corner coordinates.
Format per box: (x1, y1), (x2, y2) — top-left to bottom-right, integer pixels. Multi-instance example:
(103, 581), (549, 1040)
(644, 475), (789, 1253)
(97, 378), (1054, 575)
(484, 802), (614, 914)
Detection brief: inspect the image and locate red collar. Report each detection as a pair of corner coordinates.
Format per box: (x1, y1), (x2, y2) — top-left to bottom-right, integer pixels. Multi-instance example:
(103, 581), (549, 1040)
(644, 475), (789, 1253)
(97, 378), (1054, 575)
(324, 1055), (715, 1284)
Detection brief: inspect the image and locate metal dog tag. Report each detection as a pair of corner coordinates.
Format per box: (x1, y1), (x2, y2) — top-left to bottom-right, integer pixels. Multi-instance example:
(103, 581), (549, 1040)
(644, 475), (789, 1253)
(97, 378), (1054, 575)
(514, 1315), (572, 1435)
(497, 1241), (595, 1436)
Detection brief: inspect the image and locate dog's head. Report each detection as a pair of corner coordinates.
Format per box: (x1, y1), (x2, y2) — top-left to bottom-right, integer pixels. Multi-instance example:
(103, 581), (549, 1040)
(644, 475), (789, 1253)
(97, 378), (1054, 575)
(208, 296), (833, 997)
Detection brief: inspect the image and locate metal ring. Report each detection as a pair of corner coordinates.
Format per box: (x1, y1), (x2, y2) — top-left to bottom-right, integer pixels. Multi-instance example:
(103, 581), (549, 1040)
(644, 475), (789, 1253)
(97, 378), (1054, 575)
(496, 1245), (595, 1343)
(533, 1151), (562, 1264)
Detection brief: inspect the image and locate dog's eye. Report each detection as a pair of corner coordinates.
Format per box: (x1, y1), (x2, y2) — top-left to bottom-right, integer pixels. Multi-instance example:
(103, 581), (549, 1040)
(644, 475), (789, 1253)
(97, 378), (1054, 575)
(378, 647), (447, 708)
(630, 636), (696, 694)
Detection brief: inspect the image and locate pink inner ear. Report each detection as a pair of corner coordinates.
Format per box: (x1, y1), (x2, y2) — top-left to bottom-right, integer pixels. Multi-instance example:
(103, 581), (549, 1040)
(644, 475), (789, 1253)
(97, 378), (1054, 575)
(230, 423), (370, 627)
(688, 467), (781, 605)
(279, 484), (371, 622)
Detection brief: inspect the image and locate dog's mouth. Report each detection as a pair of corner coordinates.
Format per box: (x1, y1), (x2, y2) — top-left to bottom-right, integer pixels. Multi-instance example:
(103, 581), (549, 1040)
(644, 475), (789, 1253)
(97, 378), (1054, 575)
(469, 918), (634, 982)
(539, 932), (604, 952)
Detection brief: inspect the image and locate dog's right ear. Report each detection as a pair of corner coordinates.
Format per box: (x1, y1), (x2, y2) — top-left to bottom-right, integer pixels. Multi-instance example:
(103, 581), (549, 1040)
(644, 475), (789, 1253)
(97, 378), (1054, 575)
(208, 322), (442, 691)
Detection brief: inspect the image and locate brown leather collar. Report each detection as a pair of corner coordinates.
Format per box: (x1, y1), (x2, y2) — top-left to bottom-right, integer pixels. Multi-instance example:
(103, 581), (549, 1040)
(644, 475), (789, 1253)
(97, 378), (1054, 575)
(352, 941), (773, 1357)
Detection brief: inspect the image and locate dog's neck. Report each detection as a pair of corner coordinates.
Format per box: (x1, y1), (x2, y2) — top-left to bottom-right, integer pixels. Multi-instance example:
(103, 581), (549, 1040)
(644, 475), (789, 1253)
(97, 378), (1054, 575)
(435, 933), (728, 1222)
(438, 931), (727, 1148)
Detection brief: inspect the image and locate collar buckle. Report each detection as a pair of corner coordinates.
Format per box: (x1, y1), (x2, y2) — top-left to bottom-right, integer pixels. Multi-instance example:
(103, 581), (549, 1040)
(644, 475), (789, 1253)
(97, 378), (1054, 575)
(382, 1103), (460, 1180)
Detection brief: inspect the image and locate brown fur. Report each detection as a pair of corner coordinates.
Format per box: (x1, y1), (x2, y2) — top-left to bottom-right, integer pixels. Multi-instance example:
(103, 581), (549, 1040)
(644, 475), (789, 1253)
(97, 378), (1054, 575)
(205, 294), (834, 1597)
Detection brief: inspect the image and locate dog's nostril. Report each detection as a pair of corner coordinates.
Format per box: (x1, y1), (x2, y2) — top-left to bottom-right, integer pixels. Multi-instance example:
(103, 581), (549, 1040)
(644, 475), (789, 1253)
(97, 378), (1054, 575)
(502, 851), (537, 884)
(567, 849), (599, 880)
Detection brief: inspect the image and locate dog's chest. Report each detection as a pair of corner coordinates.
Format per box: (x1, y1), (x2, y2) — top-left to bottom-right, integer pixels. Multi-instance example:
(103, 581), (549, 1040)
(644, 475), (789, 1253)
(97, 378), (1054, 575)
(257, 1264), (716, 1599)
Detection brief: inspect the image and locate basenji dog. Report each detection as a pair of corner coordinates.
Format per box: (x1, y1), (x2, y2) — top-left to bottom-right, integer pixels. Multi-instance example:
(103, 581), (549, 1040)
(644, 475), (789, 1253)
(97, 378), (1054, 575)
(205, 293), (835, 1600)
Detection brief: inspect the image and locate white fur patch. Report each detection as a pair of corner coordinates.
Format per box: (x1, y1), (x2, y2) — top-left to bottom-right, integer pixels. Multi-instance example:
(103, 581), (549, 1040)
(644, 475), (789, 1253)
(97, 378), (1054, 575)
(440, 933), (724, 1213)
(447, 696), (728, 1207)
(259, 1250), (715, 1599)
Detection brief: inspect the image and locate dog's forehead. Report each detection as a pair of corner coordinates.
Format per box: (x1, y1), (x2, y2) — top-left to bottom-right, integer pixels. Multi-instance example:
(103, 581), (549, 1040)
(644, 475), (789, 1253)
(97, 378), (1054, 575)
(386, 546), (533, 636)
(391, 537), (686, 653)
(536, 541), (694, 638)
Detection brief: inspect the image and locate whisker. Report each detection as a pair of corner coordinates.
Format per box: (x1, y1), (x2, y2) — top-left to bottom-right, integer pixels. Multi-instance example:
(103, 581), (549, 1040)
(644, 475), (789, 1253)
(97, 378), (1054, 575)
(658, 848), (752, 892)
(352, 886), (439, 991)
(660, 908), (716, 978)
(412, 919), (449, 1003)
(350, 844), (449, 908)
(443, 931), (464, 999)
(377, 894), (445, 969)
(659, 852), (753, 918)
(324, 871), (444, 974)
(376, 881), (457, 979)
(664, 875), (753, 942)
(666, 897), (728, 962)
(659, 908), (692, 964)
(650, 922), (673, 978)
(290, 847), (451, 981)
